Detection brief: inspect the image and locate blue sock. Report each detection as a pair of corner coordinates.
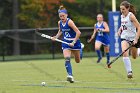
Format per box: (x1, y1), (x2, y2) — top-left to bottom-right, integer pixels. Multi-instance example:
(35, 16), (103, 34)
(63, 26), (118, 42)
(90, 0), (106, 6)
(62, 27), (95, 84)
(96, 50), (102, 59)
(65, 57), (72, 76)
(106, 52), (110, 62)
(80, 48), (83, 59)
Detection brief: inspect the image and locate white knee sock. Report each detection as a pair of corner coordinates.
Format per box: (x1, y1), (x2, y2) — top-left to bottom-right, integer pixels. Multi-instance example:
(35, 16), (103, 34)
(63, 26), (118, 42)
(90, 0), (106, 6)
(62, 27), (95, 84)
(137, 48), (140, 56)
(123, 57), (132, 73)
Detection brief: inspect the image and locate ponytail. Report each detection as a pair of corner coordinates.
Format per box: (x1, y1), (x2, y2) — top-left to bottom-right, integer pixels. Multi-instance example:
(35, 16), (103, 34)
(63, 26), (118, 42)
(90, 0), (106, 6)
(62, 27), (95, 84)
(129, 4), (136, 15)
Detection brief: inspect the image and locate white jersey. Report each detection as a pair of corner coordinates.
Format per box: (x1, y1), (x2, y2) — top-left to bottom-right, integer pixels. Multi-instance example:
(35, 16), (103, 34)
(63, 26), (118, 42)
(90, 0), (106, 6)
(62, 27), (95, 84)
(121, 12), (136, 41)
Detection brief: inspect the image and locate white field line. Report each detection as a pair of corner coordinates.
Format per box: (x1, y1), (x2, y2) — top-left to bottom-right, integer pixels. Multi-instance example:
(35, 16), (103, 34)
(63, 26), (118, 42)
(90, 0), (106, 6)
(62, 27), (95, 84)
(12, 79), (139, 85)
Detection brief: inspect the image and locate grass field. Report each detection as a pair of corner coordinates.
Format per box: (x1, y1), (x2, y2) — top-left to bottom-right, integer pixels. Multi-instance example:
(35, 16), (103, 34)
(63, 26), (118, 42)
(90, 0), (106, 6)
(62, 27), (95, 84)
(0, 57), (140, 93)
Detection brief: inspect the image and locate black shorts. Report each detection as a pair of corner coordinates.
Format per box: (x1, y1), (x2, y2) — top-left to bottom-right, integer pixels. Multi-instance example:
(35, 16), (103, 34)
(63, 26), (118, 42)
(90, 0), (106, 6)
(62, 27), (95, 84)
(135, 39), (140, 48)
(121, 38), (140, 48)
(121, 39), (133, 45)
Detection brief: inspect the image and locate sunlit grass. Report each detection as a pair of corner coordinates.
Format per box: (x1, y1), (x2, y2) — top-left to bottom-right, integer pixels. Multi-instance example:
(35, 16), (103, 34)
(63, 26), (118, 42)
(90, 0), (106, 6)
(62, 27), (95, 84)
(0, 57), (140, 93)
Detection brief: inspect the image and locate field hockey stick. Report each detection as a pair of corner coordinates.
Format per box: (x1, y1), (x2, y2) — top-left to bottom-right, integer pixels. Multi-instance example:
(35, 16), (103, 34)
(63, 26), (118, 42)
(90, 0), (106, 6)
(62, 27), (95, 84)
(107, 44), (133, 68)
(35, 29), (69, 45)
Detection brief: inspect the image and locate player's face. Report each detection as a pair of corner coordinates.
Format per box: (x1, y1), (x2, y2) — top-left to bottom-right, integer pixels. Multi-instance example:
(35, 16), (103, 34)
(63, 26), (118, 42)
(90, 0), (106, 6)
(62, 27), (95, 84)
(97, 15), (103, 22)
(120, 6), (129, 16)
(59, 13), (68, 22)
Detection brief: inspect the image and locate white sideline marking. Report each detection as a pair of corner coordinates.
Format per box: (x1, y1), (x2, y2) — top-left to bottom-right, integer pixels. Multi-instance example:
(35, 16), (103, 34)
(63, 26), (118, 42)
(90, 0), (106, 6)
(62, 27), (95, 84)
(20, 84), (140, 91)
(13, 80), (139, 85)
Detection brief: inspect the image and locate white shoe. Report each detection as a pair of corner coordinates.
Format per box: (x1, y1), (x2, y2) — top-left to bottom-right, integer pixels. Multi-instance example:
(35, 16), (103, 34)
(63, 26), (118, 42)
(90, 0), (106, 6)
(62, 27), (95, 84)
(81, 43), (84, 49)
(127, 71), (133, 79)
(67, 75), (74, 83)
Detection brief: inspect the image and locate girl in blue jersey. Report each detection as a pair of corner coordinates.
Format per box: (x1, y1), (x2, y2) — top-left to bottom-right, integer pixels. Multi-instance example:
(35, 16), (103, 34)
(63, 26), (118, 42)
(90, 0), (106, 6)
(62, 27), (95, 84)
(88, 14), (110, 67)
(52, 5), (82, 83)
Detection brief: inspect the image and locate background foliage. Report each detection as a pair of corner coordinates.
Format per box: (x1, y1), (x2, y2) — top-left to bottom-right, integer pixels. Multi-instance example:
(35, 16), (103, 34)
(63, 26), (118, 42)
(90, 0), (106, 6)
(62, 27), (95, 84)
(0, 0), (140, 56)
(0, 0), (140, 29)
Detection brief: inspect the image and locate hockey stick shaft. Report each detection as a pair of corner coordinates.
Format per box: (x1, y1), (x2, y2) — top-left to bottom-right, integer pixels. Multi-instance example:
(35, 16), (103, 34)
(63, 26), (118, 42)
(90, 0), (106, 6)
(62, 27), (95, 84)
(35, 30), (69, 45)
(108, 45), (132, 66)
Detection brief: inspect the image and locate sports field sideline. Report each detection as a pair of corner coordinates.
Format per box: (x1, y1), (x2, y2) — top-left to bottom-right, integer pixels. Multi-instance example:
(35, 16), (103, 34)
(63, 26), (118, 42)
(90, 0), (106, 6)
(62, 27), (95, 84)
(0, 57), (140, 93)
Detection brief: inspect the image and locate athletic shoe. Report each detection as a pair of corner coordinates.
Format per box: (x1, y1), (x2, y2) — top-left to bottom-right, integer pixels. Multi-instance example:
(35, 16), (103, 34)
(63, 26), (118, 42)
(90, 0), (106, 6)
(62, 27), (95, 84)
(81, 43), (84, 49)
(127, 71), (133, 79)
(107, 61), (111, 68)
(97, 58), (102, 63)
(67, 75), (74, 83)
(107, 65), (111, 68)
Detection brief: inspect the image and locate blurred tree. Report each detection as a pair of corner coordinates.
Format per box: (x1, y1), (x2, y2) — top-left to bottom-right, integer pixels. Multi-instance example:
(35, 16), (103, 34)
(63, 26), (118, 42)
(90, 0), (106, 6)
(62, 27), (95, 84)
(1, 0), (140, 56)
(60, 0), (112, 26)
(18, 0), (112, 28)
(0, 0), (12, 29)
(18, 0), (61, 28)
(0, 0), (140, 28)
(0, 0), (21, 55)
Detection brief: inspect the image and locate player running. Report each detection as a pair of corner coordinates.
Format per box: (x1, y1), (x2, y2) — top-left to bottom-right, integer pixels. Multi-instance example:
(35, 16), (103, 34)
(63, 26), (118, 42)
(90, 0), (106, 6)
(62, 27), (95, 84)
(88, 14), (110, 67)
(118, 1), (140, 78)
(52, 5), (83, 83)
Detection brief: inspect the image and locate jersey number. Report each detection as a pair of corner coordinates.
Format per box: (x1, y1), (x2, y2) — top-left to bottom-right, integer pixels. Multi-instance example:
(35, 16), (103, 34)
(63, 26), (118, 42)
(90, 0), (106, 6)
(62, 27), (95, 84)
(122, 25), (127, 30)
(98, 30), (103, 36)
(65, 32), (71, 37)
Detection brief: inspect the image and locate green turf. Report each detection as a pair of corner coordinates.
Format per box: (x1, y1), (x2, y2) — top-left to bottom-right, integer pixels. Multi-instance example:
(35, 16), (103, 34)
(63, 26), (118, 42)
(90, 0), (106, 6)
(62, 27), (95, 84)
(0, 57), (140, 93)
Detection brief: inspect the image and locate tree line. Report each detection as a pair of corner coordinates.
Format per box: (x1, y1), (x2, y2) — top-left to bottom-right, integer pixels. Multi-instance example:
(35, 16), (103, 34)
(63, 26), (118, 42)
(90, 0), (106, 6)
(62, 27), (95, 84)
(0, 0), (140, 55)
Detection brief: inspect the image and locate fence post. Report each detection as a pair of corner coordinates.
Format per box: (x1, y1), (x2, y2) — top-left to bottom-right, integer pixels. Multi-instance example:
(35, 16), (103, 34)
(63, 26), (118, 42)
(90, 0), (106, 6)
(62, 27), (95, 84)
(51, 41), (55, 59)
(2, 37), (5, 61)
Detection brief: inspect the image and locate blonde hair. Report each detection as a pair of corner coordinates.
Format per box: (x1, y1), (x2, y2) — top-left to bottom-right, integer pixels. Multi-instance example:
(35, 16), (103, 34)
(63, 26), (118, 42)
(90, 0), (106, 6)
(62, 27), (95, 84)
(59, 5), (66, 10)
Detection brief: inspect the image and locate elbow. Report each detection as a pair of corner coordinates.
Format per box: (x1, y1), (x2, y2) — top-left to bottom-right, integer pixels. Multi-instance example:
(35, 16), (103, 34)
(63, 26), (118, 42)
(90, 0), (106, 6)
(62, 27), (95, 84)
(105, 29), (109, 32)
(104, 30), (109, 33)
(79, 31), (81, 35)
(78, 31), (81, 36)
(103, 28), (109, 32)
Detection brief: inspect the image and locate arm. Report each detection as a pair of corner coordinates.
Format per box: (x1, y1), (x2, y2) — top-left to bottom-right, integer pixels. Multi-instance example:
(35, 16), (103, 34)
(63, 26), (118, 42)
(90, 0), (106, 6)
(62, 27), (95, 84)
(87, 24), (97, 43)
(55, 21), (62, 38)
(68, 19), (81, 45)
(130, 14), (140, 44)
(52, 21), (62, 41)
(117, 26), (122, 36)
(102, 22), (109, 32)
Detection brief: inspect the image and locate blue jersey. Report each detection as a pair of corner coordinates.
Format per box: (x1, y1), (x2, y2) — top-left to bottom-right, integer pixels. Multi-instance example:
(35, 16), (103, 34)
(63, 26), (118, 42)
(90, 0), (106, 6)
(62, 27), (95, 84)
(60, 18), (81, 50)
(95, 22), (110, 46)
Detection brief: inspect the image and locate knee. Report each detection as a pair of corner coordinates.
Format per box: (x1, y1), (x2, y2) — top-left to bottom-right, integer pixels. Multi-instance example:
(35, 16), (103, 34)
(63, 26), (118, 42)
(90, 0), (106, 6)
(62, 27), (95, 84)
(132, 55), (137, 59)
(104, 47), (109, 53)
(95, 47), (100, 50)
(75, 58), (80, 63)
(131, 52), (138, 59)
(123, 52), (129, 57)
(76, 60), (80, 63)
(95, 45), (100, 50)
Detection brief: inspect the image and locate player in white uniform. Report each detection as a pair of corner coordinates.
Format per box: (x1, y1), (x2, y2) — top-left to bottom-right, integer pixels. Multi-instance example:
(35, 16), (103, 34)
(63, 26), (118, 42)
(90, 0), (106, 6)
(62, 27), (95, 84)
(118, 1), (140, 78)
